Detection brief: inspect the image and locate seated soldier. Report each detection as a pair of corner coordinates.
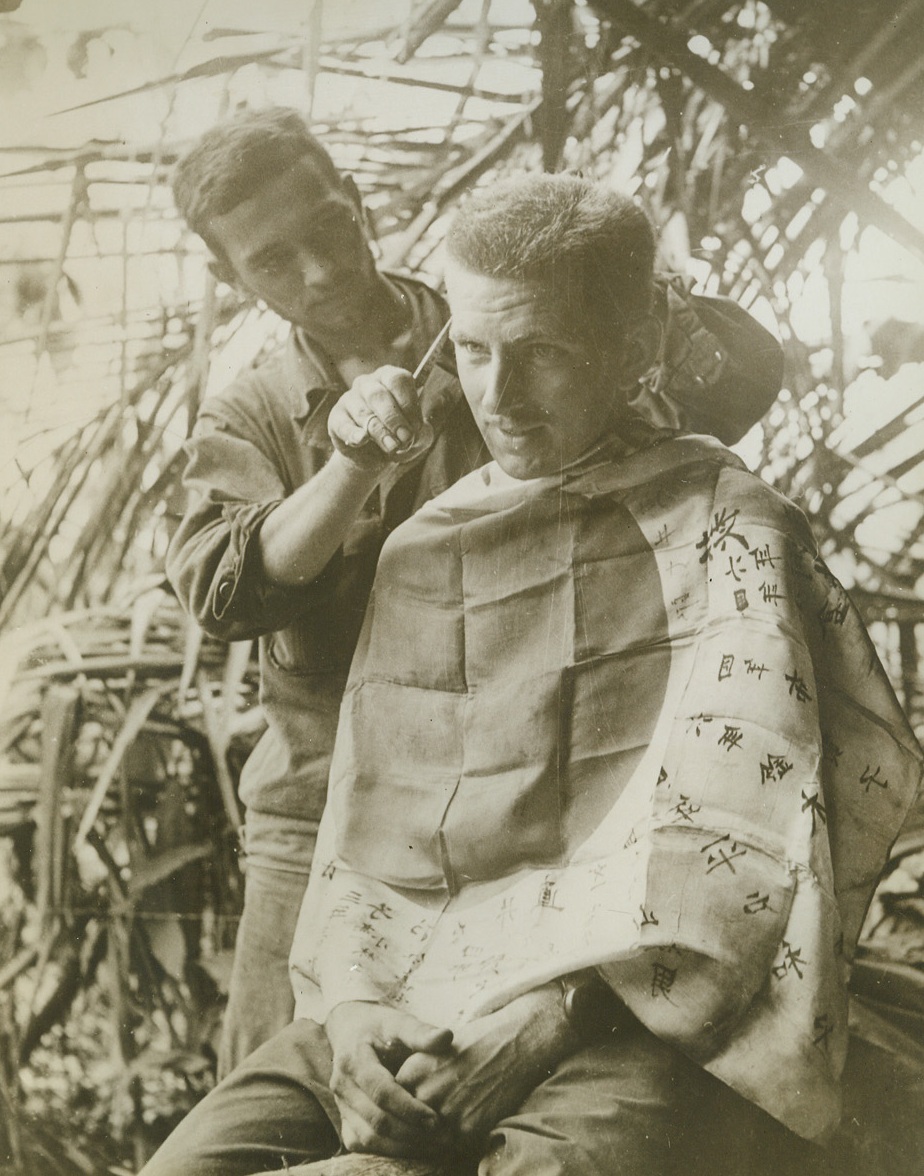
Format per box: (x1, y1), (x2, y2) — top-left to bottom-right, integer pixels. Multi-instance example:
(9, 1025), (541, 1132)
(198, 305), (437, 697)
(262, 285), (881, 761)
(142, 174), (921, 1176)
(167, 107), (782, 1078)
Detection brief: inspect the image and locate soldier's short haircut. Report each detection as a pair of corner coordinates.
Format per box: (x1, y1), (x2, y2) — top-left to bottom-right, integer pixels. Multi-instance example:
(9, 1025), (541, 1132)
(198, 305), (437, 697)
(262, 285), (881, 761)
(172, 107), (343, 259)
(445, 173), (655, 345)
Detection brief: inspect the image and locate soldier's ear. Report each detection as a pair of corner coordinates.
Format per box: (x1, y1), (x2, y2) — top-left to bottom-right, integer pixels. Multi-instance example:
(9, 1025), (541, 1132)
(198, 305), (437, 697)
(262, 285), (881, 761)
(207, 254), (240, 289)
(341, 174), (363, 210)
(615, 314), (663, 390)
(340, 175), (372, 234)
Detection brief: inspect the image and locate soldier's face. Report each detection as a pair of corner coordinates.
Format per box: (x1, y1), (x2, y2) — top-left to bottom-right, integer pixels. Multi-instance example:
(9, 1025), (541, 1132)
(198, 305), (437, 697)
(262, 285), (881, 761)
(445, 259), (626, 480)
(209, 157), (377, 335)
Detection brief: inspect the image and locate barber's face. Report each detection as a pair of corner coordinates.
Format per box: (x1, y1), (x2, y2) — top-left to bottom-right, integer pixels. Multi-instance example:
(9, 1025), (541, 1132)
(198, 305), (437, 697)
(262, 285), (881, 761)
(208, 156), (377, 334)
(445, 260), (625, 480)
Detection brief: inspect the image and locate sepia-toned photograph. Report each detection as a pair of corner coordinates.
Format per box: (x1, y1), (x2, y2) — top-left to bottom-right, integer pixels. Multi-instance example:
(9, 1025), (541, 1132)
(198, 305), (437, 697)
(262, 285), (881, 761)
(1, 2), (923, 1173)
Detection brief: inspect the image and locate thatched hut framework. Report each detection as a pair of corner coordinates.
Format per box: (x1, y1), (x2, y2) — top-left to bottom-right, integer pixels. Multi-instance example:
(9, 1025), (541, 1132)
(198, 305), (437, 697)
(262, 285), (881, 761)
(1, 2), (924, 1171)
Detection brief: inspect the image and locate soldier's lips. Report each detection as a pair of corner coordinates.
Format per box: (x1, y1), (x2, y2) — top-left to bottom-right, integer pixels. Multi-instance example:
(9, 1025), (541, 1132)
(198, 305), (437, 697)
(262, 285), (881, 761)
(487, 419), (546, 442)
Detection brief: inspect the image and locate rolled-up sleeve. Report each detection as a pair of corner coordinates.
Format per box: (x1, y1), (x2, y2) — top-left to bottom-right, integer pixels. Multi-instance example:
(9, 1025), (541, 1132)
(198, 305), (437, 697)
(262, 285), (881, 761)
(167, 398), (323, 643)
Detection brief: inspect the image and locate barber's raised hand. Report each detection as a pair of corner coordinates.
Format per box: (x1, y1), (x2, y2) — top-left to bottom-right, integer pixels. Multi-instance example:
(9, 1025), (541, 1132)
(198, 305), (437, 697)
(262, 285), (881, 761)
(395, 983), (574, 1154)
(328, 366), (435, 472)
(325, 1000), (453, 1157)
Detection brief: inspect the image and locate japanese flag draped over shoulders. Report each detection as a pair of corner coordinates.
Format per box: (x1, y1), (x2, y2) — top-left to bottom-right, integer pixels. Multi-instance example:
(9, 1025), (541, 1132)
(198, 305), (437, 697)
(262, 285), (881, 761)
(290, 432), (922, 1143)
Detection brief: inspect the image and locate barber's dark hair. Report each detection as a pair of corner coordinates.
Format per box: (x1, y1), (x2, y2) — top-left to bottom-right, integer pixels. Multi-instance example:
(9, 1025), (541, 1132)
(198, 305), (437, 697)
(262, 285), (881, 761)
(445, 173), (655, 344)
(172, 107), (343, 259)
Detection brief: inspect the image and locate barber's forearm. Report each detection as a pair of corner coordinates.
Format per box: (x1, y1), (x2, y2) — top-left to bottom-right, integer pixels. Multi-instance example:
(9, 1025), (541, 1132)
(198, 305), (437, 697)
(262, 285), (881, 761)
(258, 452), (383, 586)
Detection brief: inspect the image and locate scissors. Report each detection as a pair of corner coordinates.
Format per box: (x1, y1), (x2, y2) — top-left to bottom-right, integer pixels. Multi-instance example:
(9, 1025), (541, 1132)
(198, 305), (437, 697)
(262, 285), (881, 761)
(384, 317), (452, 461)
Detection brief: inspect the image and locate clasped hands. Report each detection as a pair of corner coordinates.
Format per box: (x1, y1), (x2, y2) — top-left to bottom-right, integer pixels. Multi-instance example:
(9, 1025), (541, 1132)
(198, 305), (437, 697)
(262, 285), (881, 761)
(325, 984), (573, 1160)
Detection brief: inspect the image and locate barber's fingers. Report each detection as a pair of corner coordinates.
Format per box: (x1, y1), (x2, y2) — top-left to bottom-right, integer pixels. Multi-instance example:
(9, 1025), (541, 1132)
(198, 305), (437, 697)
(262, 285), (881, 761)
(336, 366), (424, 455)
(327, 398), (369, 450)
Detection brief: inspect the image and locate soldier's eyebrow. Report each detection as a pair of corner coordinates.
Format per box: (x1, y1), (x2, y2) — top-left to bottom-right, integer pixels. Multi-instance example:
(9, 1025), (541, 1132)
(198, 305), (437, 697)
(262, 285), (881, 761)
(450, 328), (563, 348)
(245, 242), (290, 268)
(243, 200), (353, 268)
(448, 328), (479, 344)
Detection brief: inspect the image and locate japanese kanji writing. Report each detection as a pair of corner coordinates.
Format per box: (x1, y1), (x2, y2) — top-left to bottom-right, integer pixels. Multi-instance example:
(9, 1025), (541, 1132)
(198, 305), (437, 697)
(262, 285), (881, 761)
(819, 594), (849, 626)
(785, 670), (813, 702)
(718, 653), (735, 681)
(688, 713), (714, 736)
(823, 735), (843, 768)
(696, 507), (750, 564)
(750, 544), (780, 570)
(329, 889), (364, 918)
(362, 932), (389, 953)
(760, 753), (794, 784)
(718, 724), (744, 751)
(498, 897), (516, 926)
(672, 592), (690, 619)
(700, 833), (747, 874)
(393, 952), (426, 994)
(670, 795), (702, 823)
(772, 940), (807, 980)
(813, 1013), (834, 1052)
(743, 891), (773, 914)
(801, 790), (827, 832)
(538, 876), (563, 910)
(651, 962), (677, 998)
(861, 764), (889, 793)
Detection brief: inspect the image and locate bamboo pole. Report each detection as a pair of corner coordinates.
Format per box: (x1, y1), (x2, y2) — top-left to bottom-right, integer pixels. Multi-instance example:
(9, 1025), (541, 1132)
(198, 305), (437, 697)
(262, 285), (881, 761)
(196, 669), (244, 835)
(395, 0), (466, 63)
(0, 345), (193, 628)
(797, 0), (924, 119)
(303, 0), (324, 115)
(380, 98), (542, 269)
(535, 0), (575, 172)
(187, 273), (216, 431)
(589, 0), (924, 264)
(899, 621), (919, 718)
(825, 235), (845, 409)
(316, 55), (527, 103)
(23, 164), (86, 424)
(34, 686), (80, 925)
(72, 684), (172, 854)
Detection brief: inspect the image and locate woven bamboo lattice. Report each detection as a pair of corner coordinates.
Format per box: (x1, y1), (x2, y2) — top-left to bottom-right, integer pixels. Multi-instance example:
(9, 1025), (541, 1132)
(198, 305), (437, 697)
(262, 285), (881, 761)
(2, 2), (924, 1172)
